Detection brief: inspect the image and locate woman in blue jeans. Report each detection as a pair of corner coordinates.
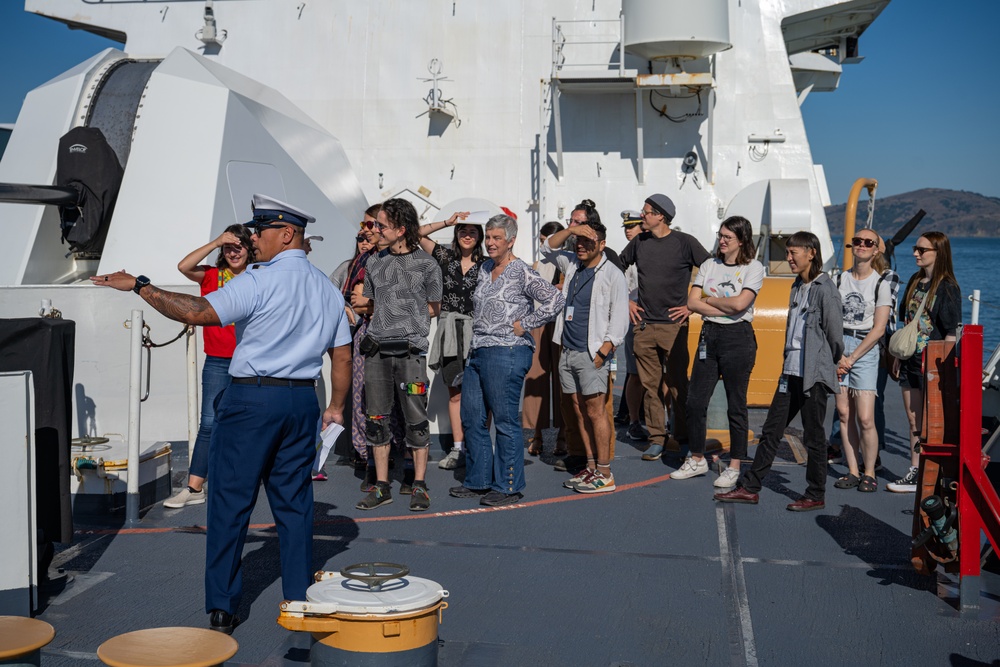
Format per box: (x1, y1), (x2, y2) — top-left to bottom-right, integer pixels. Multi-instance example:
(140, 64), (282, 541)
(164, 224), (254, 509)
(450, 213), (564, 506)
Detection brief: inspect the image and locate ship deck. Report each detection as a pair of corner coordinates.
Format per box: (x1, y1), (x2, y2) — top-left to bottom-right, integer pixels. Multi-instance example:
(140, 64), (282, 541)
(38, 386), (1000, 666)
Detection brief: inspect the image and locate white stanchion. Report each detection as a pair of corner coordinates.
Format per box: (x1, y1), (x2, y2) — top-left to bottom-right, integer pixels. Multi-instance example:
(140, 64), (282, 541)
(186, 327), (199, 462)
(126, 309), (144, 526)
(972, 289), (981, 325)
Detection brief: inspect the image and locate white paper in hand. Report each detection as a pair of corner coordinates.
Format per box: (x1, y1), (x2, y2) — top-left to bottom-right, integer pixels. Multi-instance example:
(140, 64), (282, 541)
(313, 421), (345, 473)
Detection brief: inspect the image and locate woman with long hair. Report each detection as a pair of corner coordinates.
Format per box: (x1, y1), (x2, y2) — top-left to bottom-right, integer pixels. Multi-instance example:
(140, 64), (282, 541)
(417, 211), (487, 469)
(164, 224), (255, 508)
(672, 216), (763, 487)
(715, 231), (843, 511)
(832, 228), (893, 493)
(887, 231), (961, 493)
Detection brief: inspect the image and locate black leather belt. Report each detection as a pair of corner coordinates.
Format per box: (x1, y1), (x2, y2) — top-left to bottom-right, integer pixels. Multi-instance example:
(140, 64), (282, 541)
(231, 376), (315, 388)
(846, 329), (871, 339)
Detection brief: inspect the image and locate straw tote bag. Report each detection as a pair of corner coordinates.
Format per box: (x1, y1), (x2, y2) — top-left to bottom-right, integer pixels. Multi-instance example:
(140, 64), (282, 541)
(888, 288), (931, 360)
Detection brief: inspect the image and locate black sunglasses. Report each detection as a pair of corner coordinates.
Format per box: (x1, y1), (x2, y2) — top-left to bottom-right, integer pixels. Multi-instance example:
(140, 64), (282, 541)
(851, 237), (877, 248)
(913, 245), (935, 256)
(245, 222), (287, 234)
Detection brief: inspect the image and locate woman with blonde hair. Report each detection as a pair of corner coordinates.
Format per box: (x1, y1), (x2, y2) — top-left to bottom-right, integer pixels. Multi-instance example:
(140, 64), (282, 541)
(833, 228), (893, 493)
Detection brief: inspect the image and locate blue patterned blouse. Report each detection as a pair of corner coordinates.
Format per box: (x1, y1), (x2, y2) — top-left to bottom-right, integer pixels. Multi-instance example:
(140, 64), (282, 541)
(471, 258), (565, 349)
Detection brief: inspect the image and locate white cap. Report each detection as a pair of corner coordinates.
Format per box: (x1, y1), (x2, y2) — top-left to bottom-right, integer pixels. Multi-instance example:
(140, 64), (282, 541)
(248, 194), (316, 227)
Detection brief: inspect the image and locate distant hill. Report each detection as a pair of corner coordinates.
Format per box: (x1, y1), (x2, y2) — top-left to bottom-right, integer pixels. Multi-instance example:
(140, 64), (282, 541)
(825, 188), (1000, 238)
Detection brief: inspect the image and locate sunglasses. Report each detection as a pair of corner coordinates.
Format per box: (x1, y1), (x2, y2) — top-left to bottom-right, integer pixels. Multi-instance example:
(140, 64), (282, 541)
(851, 237), (877, 248)
(245, 222), (287, 234)
(360, 220), (376, 230)
(913, 245), (935, 256)
(717, 232), (737, 242)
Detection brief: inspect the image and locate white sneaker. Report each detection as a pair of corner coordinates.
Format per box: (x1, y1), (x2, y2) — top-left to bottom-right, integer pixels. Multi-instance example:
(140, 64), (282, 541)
(714, 467), (740, 488)
(670, 456), (709, 480)
(163, 486), (205, 509)
(437, 448), (466, 470)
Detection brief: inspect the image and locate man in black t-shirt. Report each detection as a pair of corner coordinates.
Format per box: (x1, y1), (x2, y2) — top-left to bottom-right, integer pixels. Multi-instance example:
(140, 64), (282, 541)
(619, 194), (710, 460)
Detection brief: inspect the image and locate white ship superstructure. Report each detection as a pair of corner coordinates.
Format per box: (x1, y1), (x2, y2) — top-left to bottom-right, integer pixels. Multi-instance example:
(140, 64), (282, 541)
(0, 0), (889, 445)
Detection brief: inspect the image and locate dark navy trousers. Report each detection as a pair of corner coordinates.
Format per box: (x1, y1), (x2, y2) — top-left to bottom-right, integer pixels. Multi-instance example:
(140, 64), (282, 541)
(205, 382), (319, 614)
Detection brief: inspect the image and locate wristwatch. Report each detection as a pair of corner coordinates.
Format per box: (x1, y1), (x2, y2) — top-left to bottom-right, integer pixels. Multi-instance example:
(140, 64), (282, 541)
(133, 275), (151, 294)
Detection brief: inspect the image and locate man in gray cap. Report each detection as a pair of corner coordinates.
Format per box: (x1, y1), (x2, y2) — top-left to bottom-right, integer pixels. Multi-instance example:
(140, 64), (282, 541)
(619, 194), (710, 460)
(91, 193), (353, 634)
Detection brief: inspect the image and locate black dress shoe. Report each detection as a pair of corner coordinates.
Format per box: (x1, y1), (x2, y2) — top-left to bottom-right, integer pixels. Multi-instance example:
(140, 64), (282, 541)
(209, 609), (239, 634)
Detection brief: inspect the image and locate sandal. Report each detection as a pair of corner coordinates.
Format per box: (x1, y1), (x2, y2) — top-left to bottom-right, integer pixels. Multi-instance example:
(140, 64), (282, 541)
(527, 437), (543, 457)
(858, 475), (877, 493)
(834, 473), (860, 489)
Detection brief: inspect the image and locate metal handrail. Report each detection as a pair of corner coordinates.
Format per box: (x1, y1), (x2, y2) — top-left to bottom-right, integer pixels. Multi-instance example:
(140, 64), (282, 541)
(552, 14), (625, 77)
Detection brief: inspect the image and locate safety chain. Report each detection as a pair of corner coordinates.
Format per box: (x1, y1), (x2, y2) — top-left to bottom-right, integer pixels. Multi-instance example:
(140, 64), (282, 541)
(122, 320), (193, 348)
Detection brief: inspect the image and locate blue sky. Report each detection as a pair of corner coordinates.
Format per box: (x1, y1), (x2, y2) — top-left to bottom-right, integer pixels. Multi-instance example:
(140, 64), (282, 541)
(1, 1), (997, 201)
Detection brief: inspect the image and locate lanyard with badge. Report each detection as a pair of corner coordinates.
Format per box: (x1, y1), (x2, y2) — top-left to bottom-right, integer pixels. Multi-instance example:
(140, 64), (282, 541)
(565, 259), (604, 322)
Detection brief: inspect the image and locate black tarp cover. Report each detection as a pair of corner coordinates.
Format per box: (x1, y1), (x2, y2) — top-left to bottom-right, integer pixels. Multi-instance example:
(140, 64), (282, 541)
(56, 126), (124, 254)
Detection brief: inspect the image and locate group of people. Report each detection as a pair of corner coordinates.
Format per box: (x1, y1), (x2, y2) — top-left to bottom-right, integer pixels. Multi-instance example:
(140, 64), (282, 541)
(90, 190), (962, 632)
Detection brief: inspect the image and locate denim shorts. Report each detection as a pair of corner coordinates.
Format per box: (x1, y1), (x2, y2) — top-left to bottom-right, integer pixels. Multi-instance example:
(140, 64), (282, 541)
(840, 334), (879, 392)
(558, 348), (610, 396)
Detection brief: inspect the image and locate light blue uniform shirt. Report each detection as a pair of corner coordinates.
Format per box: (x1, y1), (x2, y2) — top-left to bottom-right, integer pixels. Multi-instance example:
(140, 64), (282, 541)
(206, 249), (352, 379)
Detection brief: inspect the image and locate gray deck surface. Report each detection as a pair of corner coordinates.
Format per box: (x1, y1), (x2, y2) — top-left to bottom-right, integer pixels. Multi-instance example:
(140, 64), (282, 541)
(37, 387), (1000, 666)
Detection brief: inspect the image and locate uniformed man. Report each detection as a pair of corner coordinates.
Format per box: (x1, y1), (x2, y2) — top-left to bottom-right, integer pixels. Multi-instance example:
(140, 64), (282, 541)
(91, 194), (353, 634)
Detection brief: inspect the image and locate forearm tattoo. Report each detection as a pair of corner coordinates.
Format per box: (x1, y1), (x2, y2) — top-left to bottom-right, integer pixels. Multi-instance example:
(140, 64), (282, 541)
(142, 286), (221, 326)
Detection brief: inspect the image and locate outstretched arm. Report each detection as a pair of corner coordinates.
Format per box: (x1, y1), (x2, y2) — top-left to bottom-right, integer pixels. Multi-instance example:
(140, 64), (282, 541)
(90, 270), (221, 326)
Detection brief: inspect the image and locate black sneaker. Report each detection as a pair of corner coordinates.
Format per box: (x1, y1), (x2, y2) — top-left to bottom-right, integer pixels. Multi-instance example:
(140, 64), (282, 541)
(209, 610), (240, 635)
(400, 468), (415, 495)
(449, 485), (488, 499)
(357, 482), (393, 510)
(480, 490), (523, 507)
(886, 467), (919, 493)
(410, 482), (430, 512)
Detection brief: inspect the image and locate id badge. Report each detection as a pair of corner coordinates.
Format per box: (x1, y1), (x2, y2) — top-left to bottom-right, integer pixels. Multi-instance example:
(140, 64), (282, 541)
(565, 306), (575, 322)
(778, 375), (788, 394)
(698, 338), (707, 360)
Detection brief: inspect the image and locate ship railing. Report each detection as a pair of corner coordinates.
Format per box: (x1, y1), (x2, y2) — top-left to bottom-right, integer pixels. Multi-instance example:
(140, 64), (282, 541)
(551, 16), (626, 79)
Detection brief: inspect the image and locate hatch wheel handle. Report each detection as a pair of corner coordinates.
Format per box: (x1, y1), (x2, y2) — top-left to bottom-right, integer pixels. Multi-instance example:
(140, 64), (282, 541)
(339, 562), (410, 592)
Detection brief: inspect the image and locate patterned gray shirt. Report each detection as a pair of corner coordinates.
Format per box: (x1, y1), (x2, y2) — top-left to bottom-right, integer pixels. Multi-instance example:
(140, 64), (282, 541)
(363, 248), (443, 351)
(471, 258), (565, 349)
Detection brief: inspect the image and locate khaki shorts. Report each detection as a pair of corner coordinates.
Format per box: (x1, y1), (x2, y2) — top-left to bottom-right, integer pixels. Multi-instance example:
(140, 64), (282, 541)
(558, 348), (610, 396)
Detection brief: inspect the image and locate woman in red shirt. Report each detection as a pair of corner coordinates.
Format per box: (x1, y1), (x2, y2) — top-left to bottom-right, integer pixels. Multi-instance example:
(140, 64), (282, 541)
(164, 224), (255, 509)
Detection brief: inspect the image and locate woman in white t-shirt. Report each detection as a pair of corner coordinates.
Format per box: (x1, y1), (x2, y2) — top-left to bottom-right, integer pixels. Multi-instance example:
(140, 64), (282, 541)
(833, 228), (892, 493)
(672, 216), (765, 487)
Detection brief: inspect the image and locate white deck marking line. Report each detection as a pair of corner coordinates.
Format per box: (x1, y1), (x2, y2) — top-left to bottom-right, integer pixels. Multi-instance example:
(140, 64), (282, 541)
(41, 648), (99, 661)
(717, 503), (759, 667)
